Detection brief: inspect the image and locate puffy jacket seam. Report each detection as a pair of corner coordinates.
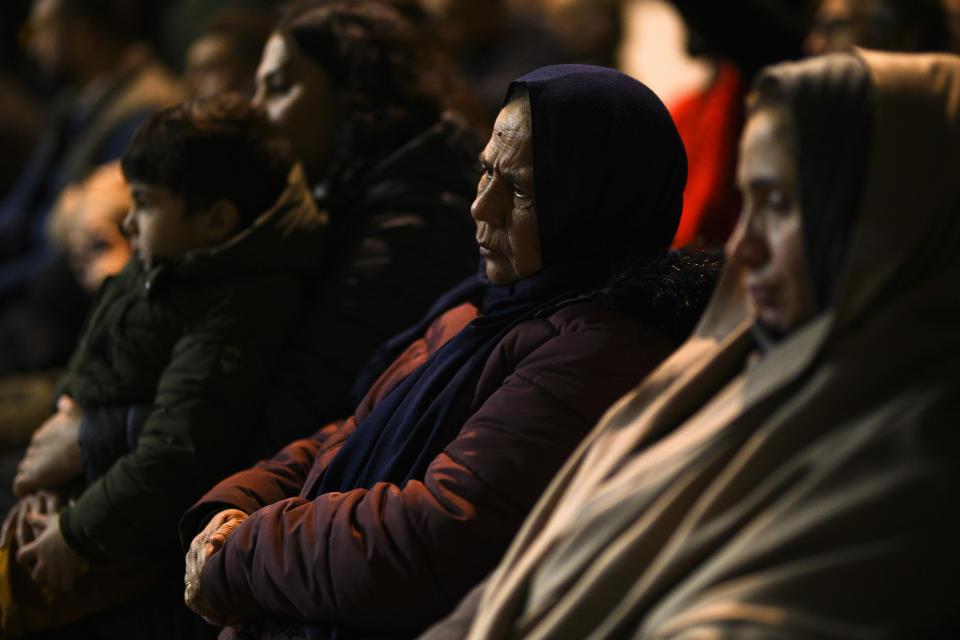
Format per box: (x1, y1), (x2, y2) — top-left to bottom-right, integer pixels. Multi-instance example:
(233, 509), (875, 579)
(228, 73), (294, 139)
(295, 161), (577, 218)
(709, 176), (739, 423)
(396, 486), (449, 608)
(322, 499), (343, 618)
(443, 448), (528, 515)
(511, 369), (594, 426)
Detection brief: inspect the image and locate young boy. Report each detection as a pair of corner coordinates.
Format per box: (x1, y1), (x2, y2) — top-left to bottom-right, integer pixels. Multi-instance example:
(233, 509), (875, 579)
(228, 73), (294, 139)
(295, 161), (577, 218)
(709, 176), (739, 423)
(3, 95), (328, 634)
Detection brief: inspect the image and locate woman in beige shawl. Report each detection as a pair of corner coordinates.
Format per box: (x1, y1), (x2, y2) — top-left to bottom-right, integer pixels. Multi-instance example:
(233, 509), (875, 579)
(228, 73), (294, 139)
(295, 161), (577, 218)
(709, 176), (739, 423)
(422, 49), (960, 639)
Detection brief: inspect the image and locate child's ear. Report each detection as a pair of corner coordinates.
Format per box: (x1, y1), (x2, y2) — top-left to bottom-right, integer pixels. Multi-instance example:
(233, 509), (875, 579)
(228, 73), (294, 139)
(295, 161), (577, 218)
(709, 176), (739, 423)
(204, 199), (241, 243)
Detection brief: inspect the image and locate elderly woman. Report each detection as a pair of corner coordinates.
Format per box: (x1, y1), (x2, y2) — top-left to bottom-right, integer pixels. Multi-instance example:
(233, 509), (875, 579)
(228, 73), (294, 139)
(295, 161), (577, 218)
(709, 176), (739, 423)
(422, 50), (960, 639)
(250, 0), (486, 444)
(180, 65), (719, 639)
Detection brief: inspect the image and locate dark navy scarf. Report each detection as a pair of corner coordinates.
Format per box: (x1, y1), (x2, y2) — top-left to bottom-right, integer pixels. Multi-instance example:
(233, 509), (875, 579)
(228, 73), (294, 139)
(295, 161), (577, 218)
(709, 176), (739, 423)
(311, 64), (687, 497)
(316, 263), (604, 495)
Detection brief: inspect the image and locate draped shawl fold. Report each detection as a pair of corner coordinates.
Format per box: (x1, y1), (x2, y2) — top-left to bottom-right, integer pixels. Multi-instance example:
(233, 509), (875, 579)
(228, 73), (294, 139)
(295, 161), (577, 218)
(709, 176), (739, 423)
(317, 65), (686, 493)
(443, 50), (960, 640)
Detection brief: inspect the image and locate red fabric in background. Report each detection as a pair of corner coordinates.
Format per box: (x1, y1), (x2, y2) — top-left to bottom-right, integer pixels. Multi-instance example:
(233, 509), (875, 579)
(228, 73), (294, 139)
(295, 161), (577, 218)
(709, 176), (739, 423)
(669, 61), (746, 250)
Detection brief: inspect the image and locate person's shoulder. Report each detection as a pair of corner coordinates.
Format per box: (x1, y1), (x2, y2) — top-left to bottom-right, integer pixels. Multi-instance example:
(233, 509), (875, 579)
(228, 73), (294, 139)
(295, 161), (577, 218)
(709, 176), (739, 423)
(190, 266), (302, 312)
(492, 299), (657, 370)
(539, 298), (647, 337)
(338, 116), (481, 221)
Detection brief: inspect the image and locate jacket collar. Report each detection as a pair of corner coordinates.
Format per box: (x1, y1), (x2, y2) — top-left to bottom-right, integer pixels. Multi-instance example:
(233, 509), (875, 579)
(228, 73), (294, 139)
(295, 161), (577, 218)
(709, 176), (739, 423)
(148, 164), (329, 289)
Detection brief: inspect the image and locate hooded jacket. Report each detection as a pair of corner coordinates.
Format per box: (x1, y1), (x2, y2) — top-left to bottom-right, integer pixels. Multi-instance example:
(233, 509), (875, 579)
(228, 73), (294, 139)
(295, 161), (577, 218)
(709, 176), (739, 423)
(422, 49), (960, 640)
(58, 165), (329, 561)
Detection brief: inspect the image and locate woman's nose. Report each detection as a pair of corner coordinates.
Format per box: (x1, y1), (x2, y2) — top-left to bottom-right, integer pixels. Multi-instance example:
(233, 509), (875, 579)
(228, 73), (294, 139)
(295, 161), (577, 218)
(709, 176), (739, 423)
(726, 212), (769, 267)
(250, 86), (266, 112)
(470, 177), (506, 227)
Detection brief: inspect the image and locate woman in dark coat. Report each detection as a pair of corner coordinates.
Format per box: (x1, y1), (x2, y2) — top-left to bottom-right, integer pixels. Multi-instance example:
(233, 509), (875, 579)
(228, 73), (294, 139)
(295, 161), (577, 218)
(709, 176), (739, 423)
(252, 0), (486, 446)
(181, 65), (719, 639)
(421, 50), (960, 640)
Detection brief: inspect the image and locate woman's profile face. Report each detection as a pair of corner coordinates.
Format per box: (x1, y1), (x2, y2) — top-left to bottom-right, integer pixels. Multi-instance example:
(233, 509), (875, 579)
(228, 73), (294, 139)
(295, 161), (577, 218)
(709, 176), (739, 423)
(252, 33), (337, 180)
(728, 105), (816, 335)
(472, 97), (542, 285)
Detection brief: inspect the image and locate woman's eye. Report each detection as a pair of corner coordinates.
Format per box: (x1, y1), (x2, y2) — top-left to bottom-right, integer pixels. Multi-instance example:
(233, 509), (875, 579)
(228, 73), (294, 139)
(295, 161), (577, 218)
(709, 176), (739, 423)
(476, 162), (493, 186)
(87, 235), (112, 254)
(267, 76), (290, 94)
(765, 188), (789, 212)
(514, 188), (531, 200)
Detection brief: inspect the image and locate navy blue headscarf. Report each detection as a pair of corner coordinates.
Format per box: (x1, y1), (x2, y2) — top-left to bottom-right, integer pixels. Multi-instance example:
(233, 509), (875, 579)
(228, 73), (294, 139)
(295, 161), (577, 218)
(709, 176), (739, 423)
(314, 65), (687, 496)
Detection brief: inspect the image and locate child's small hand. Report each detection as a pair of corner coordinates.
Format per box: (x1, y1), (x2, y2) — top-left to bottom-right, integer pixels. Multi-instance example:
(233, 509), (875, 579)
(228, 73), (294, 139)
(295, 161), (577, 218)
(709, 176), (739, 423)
(15, 511), (89, 591)
(14, 395), (84, 497)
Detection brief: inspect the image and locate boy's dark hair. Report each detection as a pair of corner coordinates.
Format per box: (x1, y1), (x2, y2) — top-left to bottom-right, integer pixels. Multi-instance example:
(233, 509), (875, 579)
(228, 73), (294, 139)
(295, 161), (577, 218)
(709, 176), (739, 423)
(121, 95), (294, 226)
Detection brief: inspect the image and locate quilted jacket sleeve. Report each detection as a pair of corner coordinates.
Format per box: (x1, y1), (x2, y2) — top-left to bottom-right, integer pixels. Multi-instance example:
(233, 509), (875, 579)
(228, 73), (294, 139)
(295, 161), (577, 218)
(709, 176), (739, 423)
(59, 276), (302, 560)
(199, 312), (673, 632)
(177, 417), (357, 545)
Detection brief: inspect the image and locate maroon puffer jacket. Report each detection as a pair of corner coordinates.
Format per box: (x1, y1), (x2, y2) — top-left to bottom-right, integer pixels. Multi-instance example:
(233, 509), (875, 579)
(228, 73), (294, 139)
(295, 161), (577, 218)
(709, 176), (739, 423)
(180, 299), (675, 638)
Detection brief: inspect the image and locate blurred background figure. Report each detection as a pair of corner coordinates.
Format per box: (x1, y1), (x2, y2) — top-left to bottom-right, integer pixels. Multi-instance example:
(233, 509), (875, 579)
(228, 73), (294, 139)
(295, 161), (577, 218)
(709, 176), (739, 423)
(0, 2), (271, 472)
(0, 0), (45, 200)
(0, 164), (130, 471)
(805, 0), (951, 55)
(0, 2), (268, 379)
(46, 163), (132, 297)
(534, 0), (623, 68)
(619, 0), (954, 252)
(0, 0), (180, 294)
(620, 0), (807, 251)
(414, 0), (573, 119)
(0, 79), (43, 201)
(182, 6), (273, 99)
(945, 0), (960, 52)
(0, 0), (182, 381)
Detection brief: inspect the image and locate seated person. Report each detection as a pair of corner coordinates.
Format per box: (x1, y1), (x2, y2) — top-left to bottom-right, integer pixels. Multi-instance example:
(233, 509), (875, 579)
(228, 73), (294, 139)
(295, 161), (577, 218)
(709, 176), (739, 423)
(182, 7), (272, 100)
(0, 8), (275, 451)
(0, 0), (182, 373)
(422, 50), (960, 639)
(179, 65), (720, 639)
(0, 164), (131, 459)
(2, 95), (328, 637)
(247, 0), (485, 446)
(49, 162), (133, 297)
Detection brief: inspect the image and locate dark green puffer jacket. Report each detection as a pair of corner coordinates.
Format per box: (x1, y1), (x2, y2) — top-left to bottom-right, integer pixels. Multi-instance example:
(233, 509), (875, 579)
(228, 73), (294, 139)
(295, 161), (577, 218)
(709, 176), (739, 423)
(57, 165), (328, 560)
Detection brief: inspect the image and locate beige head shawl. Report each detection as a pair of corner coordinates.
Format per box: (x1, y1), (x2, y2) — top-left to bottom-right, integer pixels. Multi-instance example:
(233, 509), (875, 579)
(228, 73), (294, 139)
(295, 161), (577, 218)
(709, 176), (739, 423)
(451, 50), (960, 640)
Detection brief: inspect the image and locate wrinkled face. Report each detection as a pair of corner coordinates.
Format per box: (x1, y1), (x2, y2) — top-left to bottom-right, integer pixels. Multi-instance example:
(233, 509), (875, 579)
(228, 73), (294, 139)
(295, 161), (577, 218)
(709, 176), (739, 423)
(184, 34), (251, 99)
(727, 106), (816, 335)
(473, 97), (542, 285)
(122, 182), (213, 269)
(251, 33), (337, 181)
